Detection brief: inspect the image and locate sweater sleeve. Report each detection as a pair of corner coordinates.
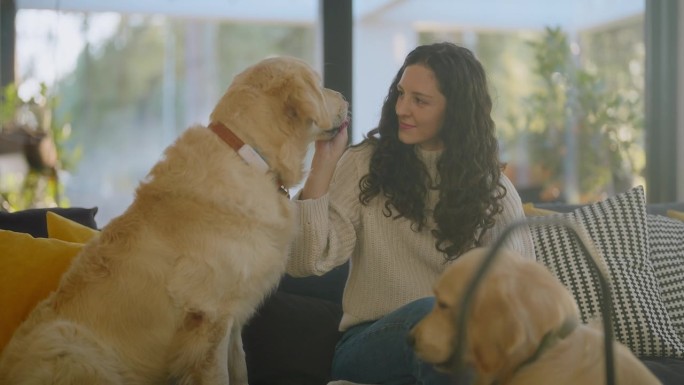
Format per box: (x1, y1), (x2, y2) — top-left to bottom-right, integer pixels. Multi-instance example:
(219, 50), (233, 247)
(286, 147), (365, 277)
(480, 174), (537, 260)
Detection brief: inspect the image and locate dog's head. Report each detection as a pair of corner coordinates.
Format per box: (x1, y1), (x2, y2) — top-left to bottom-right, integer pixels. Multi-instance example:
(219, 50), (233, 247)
(210, 56), (348, 187)
(409, 247), (579, 383)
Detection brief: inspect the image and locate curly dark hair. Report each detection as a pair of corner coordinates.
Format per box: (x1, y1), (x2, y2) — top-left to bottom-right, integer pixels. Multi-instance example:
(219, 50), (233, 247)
(358, 42), (506, 261)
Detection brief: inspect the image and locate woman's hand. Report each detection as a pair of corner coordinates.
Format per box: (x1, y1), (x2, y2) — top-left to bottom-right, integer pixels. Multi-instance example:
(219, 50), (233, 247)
(300, 125), (349, 200)
(314, 124), (349, 164)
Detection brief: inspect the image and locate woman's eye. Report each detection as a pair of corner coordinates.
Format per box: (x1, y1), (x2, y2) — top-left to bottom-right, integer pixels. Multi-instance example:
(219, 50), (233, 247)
(437, 300), (449, 310)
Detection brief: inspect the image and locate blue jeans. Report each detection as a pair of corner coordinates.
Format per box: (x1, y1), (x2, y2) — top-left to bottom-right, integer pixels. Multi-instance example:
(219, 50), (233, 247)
(330, 297), (472, 385)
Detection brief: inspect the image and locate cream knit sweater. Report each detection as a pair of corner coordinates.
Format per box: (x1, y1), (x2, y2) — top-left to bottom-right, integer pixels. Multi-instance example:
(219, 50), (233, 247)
(287, 143), (536, 331)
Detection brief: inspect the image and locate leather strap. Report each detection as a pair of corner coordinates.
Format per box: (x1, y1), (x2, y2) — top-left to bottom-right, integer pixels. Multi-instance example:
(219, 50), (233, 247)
(209, 121), (245, 153)
(208, 121), (289, 198)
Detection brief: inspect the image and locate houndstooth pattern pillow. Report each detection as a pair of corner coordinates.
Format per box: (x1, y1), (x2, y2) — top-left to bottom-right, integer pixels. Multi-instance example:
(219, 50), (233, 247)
(648, 214), (684, 340)
(530, 186), (684, 358)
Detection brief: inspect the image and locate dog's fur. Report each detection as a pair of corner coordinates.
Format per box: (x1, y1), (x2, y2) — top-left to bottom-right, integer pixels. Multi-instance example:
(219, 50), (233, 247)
(0, 56), (348, 385)
(409, 247), (661, 385)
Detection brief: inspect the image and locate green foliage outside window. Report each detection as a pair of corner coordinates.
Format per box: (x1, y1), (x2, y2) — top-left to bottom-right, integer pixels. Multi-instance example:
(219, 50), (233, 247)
(507, 26), (644, 202)
(422, 22), (644, 203)
(0, 82), (82, 210)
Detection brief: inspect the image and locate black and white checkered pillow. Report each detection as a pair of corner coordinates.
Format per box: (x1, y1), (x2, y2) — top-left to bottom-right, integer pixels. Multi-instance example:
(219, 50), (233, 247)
(530, 186), (684, 358)
(648, 214), (684, 340)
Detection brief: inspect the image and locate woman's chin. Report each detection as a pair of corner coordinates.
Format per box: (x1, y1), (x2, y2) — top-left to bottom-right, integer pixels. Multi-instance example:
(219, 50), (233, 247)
(398, 131), (415, 145)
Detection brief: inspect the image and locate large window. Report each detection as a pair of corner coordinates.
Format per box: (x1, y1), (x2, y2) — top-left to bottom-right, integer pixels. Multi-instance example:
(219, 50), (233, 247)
(352, 1), (646, 205)
(3, 0), (661, 225)
(414, 20), (645, 204)
(5, 9), (315, 224)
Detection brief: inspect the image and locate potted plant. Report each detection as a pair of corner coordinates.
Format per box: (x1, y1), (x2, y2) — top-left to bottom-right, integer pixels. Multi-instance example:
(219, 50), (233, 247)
(0, 82), (81, 211)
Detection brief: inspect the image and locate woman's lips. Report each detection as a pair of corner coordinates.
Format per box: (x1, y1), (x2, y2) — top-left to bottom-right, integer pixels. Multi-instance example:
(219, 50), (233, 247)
(399, 122), (415, 130)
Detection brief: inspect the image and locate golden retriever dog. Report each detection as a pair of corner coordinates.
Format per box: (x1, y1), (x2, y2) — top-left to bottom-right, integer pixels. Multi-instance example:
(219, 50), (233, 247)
(409, 247), (661, 385)
(0, 56), (348, 385)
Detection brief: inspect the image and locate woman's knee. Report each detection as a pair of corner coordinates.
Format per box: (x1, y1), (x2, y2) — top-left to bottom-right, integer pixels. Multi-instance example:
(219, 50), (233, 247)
(399, 296), (436, 326)
(407, 296), (435, 312)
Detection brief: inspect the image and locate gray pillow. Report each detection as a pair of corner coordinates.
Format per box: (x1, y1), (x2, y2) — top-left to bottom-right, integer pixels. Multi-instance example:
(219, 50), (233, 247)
(648, 214), (684, 340)
(530, 186), (684, 358)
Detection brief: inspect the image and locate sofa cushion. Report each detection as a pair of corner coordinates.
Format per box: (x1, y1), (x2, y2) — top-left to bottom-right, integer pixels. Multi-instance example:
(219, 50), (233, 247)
(0, 231), (81, 352)
(667, 210), (684, 222)
(532, 201), (684, 217)
(279, 263), (349, 305)
(0, 212), (99, 353)
(642, 358), (684, 385)
(529, 186), (684, 358)
(242, 291), (343, 385)
(648, 203), (684, 217)
(0, 207), (98, 237)
(522, 202), (560, 217)
(46, 210), (99, 243)
(648, 214), (684, 340)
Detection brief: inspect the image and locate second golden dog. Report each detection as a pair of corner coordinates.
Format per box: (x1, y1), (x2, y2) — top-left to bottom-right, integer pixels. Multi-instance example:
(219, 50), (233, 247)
(409, 247), (660, 385)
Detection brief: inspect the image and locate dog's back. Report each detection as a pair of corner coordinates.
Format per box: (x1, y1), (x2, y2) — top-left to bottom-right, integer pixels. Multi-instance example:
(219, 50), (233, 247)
(410, 247), (661, 385)
(509, 324), (661, 385)
(0, 126), (295, 384)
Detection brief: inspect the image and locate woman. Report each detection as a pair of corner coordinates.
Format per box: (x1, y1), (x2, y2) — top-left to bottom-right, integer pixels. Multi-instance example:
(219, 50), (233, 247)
(287, 42), (535, 385)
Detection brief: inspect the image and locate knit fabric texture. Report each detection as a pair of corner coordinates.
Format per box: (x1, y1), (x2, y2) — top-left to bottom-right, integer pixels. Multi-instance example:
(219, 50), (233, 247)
(287, 143), (536, 331)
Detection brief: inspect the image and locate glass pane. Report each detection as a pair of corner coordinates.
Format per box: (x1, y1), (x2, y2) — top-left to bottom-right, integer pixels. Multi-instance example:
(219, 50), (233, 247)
(6, 0), (648, 222)
(353, 0), (646, 205)
(10, 9), (316, 224)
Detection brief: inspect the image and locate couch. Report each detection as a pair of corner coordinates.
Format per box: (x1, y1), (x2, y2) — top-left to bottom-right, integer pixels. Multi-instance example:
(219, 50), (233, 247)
(242, 186), (684, 385)
(2, 186), (684, 384)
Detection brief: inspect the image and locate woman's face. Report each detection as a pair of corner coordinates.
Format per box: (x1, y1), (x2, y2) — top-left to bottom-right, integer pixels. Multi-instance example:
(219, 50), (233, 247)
(395, 64), (447, 151)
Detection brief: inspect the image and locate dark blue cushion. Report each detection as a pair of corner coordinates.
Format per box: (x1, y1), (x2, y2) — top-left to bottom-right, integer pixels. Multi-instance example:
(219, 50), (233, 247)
(532, 201), (684, 216)
(641, 358), (684, 384)
(243, 291), (343, 385)
(0, 207), (99, 237)
(646, 202), (684, 216)
(279, 262), (349, 305)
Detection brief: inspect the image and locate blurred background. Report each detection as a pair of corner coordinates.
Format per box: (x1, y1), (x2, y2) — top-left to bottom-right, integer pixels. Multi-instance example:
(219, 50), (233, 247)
(0, 0), (682, 225)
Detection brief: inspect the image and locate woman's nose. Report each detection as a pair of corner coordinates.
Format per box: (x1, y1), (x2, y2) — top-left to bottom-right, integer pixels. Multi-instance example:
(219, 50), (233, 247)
(396, 97), (408, 116)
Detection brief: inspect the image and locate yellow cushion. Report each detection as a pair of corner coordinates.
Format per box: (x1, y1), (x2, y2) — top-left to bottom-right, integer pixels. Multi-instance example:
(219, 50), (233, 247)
(46, 210), (99, 243)
(523, 202), (559, 217)
(667, 210), (684, 222)
(0, 213), (99, 353)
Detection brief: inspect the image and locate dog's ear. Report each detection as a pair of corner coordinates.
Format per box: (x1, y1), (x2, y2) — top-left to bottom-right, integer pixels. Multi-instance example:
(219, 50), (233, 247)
(468, 278), (531, 376)
(284, 71), (332, 129)
(469, 260), (579, 378)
